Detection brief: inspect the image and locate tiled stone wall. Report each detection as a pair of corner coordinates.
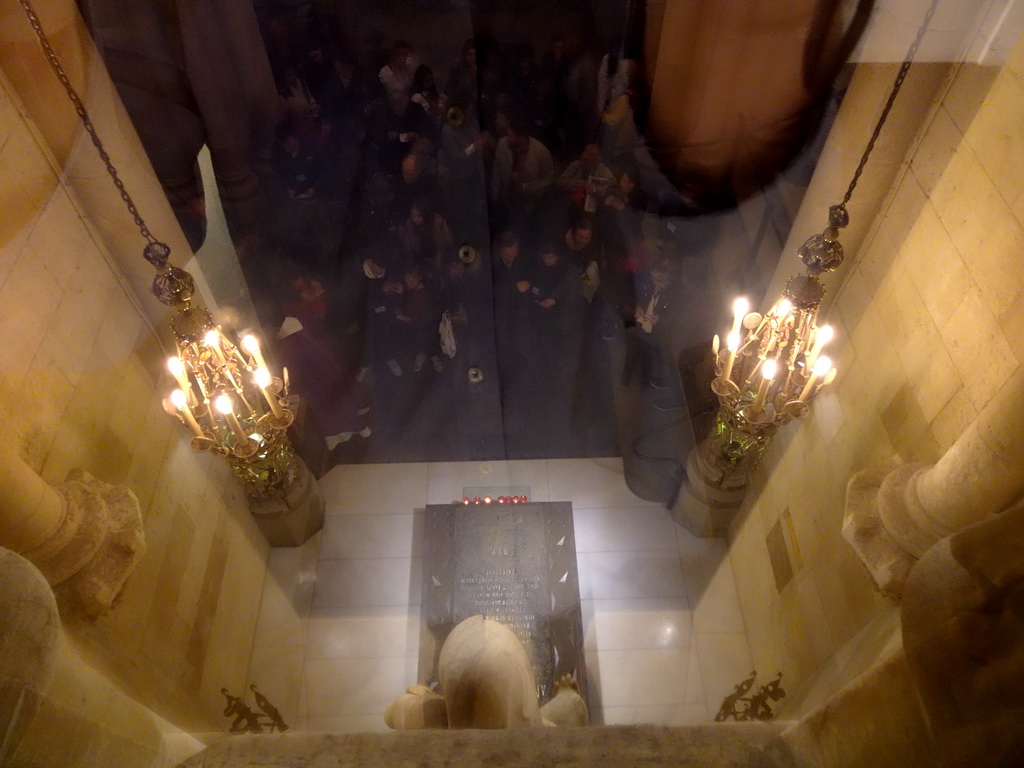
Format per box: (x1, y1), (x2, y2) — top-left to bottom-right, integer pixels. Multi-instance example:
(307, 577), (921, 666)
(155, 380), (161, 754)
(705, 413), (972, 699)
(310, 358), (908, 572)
(0, 74), (268, 730)
(728, 43), (1024, 712)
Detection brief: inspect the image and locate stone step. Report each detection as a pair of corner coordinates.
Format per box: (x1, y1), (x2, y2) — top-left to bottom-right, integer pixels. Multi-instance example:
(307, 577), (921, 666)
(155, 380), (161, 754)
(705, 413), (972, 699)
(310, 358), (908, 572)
(179, 722), (796, 768)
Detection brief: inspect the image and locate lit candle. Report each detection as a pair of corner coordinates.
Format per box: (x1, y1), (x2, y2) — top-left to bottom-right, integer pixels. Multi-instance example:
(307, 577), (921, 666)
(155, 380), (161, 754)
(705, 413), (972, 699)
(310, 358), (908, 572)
(170, 388), (203, 437)
(799, 356), (832, 402)
(775, 299), (792, 318)
(806, 325), (834, 369)
(730, 297), (749, 337)
(167, 356), (191, 396)
(205, 329), (227, 365)
(254, 368), (285, 418)
(754, 358), (777, 410)
(241, 334), (267, 370)
(722, 331), (741, 382)
(215, 394), (248, 444)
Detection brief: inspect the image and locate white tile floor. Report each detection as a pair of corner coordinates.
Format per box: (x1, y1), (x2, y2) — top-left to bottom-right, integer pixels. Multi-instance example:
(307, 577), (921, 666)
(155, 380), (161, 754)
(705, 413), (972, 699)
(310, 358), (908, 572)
(246, 458), (753, 731)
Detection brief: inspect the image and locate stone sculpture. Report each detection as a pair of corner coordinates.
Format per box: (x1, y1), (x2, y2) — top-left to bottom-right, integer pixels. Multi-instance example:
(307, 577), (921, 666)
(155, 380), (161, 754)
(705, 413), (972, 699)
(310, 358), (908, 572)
(385, 615), (588, 729)
(901, 499), (1024, 766)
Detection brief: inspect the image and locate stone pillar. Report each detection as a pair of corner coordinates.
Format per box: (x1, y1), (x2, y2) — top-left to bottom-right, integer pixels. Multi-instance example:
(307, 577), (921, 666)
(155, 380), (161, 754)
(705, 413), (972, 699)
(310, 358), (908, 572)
(843, 370), (1024, 598)
(0, 547), (61, 764)
(671, 440), (750, 538)
(249, 456), (325, 547)
(0, 446), (146, 616)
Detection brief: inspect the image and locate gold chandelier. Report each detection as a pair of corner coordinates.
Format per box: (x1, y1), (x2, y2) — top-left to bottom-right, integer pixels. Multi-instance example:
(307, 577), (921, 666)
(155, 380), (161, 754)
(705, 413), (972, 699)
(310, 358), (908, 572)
(675, 0), (939, 536)
(19, 0), (299, 501)
(707, 233), (840, 476)
(163, 308), (298, 498)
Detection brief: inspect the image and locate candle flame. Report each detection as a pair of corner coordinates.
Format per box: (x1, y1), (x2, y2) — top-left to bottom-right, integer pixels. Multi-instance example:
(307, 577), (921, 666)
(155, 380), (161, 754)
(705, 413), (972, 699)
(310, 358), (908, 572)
(732, 297), (749, 316)
(813, 356), (832, 376)
(215, 394), (234, 415)
(204, 329), (221, 347)
(241, 335), (260, 354)
(762, 359), (778, 380)
(254, 368), (272, 388)
(727, 331), (741, 351)
(167, 357), (185, 377)
(170, 389), (187, 410)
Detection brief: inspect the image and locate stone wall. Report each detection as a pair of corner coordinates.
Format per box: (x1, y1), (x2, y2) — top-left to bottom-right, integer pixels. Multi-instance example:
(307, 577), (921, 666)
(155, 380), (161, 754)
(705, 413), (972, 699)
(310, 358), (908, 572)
(0, 67), (268, 732)
(727, 41), (1024, 712)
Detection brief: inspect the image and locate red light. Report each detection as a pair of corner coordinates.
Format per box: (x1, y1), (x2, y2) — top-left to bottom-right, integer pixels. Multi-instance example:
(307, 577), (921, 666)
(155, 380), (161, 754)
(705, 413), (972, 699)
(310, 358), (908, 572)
(484, 496), (492, 504)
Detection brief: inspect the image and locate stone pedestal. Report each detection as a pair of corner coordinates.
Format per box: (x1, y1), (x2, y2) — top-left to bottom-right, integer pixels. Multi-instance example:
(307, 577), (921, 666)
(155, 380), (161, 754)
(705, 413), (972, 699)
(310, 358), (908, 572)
(249, 457), (324, 547)
(844, 373), (1024, 598)
(671, 443), (749, 537)
(0, 446), (146, 617)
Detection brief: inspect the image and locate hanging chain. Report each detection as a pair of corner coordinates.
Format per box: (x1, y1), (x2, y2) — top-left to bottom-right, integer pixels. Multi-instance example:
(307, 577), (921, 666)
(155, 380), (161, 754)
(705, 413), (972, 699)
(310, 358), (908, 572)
(17, 0), (159, 246)
(838, 0), (941, 211)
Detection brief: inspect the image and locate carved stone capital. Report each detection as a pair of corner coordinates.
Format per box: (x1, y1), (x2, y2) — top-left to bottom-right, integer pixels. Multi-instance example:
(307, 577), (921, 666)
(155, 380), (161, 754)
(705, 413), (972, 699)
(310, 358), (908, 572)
(844, 459), (973, 600)
(25, 470), (146, 617)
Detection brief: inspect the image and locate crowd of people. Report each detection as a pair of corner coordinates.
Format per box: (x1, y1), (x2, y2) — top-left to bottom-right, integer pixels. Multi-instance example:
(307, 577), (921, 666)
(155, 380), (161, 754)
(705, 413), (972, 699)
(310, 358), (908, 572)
(253, 19), (694, 458)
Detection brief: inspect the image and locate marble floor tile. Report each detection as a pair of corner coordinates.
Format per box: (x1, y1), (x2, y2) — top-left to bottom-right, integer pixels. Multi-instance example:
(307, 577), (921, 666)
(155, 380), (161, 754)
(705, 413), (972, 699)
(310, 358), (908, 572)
(601, 704), (694, 726)
(575, 552), (594, 601)
(684, 645), (708, 710)
(319, 463), (429, 516)
(694, 632), (755, 715)
(248, 460), (761, 729)
(312, 557), (417, 609)
(689, 560), (747, 636)
(590, 647), (690, 707)
(590, 598), (692, 650)
(426, 459), (550, 504)
(252, 538), (320, 649)
(573, 506), (680, 553)
(247, 646), (305, 726)
(303, 656), (410, 717)
(547, 458), (659, 509)
(305, 613), (419, 660)
(319, 513), (418, 560)
(580, 598), (597, 652)
(252, 571), (310, 650)
(676, 529), (729, 577)
(585, 550), (688, 601)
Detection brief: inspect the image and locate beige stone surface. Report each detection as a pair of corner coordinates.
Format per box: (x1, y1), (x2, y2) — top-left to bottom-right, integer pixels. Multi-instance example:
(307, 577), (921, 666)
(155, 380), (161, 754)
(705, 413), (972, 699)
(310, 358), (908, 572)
(179, 723), (792, 768)
(0, 45), (268, 733)
(729, 37), (1024, 708)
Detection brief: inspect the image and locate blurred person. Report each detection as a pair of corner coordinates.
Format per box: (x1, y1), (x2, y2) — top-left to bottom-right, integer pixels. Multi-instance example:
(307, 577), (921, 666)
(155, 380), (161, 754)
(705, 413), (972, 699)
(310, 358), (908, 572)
(557, 143), (616, 213)
(400, 197), (452, 275)
(411, 64), (444, 120)
(444, 39), (478, 110)
(626, 258), (680, 389)
(393, 264), (444, 374)
(492, 230), (535, 379)
(490, 118), (555, 229)
(379, 40), (416, 98)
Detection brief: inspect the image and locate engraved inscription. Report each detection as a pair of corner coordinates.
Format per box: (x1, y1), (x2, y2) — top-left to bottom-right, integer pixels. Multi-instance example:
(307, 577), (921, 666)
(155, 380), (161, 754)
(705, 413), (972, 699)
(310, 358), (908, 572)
(421, 502), (587, 706)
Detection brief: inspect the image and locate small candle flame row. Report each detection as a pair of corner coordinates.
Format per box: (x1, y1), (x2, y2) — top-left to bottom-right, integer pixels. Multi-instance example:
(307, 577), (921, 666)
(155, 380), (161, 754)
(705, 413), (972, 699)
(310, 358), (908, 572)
(165, 329), (289, 454)
(714, 295), (838, 417)
(455, 496), (529, 505)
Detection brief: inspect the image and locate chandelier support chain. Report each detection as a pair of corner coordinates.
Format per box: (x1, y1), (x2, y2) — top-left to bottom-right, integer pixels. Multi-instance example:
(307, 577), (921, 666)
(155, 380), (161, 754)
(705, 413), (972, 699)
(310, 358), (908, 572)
(18, 0), (160, 247)
(674, 1), (940, 537)
(837, 0), (941, 214)
(19, 0), (313, 525)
